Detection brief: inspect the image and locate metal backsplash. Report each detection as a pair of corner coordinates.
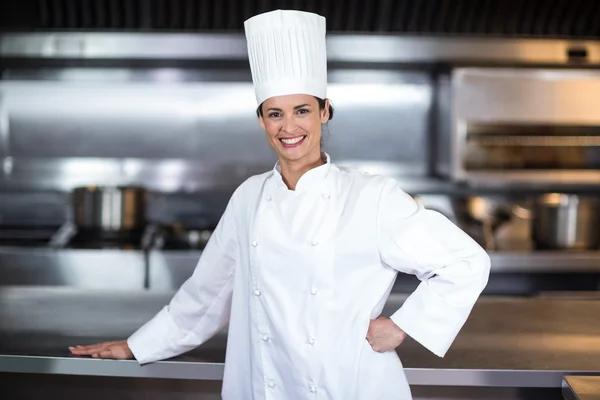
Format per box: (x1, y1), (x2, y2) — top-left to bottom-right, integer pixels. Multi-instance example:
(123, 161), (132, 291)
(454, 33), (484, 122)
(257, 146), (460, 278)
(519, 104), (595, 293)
(0, 68), (432, 193)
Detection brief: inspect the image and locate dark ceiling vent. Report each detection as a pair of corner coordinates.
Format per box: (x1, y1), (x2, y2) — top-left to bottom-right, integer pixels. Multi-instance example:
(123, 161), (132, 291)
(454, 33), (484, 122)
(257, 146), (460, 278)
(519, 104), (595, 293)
(2, 0), (600, 38)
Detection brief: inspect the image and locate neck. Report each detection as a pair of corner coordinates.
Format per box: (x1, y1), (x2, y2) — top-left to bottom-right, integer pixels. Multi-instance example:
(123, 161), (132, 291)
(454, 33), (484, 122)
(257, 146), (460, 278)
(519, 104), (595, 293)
(279, 152), (325, 190)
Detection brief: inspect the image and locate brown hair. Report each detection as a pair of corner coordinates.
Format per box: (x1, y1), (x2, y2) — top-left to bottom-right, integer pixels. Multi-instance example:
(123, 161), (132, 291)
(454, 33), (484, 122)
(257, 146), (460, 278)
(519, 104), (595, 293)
(256, 97), (334, 121)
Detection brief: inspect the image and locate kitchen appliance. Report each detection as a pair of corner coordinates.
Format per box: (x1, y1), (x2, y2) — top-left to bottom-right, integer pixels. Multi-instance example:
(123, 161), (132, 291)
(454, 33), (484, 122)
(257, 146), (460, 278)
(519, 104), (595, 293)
(438, 68), (600, 186)
(72, 186), (147, 232)
(531, 194), (600, 250)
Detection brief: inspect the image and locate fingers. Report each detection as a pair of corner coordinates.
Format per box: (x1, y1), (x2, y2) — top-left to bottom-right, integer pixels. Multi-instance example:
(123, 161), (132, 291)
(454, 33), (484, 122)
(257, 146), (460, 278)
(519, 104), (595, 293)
(71, 341), (111, 351)
(370, 343), (386, 353)
(69, 345), (104, 355)
(92, 349), (117, 359)
(69, 341), (114, 355)
(74, 346), (113, 358)
(366, 335), (387, 353)
(365, 335), (383, 352)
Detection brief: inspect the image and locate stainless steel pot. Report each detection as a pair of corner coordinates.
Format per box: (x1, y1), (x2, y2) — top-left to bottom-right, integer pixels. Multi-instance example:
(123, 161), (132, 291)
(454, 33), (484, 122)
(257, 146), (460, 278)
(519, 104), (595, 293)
(72, 186), (147, 231)
(531, 194), (600, 250)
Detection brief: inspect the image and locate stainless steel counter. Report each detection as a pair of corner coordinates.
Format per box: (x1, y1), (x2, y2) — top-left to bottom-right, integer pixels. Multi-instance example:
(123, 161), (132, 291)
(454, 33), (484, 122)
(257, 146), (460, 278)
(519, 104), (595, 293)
(1, 287), (600, 388)
(563, 376), (600, 400)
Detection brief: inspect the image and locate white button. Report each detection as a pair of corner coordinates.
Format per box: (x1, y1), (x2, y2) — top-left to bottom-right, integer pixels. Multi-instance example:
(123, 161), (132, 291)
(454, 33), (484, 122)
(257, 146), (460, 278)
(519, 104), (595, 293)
(309, 385), (317, 393)
(310, 288), (318, 295)
(266, 195), (272, 201)
(251, 241), (258, 247)
(269, 382), (276, 388)
(262, 334), (270, 341)
(311, 240), (319, 246)
(321, 192), (330, 199)
(254, 290), (261, 296)
(307, 337), (315, 345)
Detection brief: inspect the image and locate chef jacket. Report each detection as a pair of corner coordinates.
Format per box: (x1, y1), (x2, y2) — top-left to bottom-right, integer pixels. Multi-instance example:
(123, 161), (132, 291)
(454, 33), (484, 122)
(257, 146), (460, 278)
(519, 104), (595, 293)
(128, 154), (491, 399)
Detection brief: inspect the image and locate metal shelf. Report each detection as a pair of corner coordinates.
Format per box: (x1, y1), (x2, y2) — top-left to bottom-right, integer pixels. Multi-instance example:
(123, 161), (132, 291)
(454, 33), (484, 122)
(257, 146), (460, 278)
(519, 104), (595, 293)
(489, 251), (600, 273)
(2, 33), (600, 65)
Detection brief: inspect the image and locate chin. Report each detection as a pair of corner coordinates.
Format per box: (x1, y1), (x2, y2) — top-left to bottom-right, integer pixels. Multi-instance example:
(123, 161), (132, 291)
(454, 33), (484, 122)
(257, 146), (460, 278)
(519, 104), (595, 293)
(278, 148), (308, 162)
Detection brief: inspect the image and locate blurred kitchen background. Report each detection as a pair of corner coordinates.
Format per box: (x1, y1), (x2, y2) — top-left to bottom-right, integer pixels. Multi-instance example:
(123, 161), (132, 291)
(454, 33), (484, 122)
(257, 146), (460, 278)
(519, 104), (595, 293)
(1, 1), (600, 399)
(2, 0), (600, 296)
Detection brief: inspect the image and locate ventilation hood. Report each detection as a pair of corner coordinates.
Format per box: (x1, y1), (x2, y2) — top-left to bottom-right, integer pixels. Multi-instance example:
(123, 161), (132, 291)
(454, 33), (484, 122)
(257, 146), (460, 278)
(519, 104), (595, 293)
(2, 0), (600, 39)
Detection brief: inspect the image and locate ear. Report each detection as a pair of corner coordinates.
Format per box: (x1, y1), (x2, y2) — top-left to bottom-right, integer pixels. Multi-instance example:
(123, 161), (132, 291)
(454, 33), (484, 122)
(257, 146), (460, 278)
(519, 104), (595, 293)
(320, 99), (330, 123)
(258, 115), (266, 131)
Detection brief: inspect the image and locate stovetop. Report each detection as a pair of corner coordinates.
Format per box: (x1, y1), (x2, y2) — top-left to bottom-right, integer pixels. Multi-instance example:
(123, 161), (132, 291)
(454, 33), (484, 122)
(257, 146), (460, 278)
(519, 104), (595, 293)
(0, 224), (151, 250)
(67, 229), (151, 250)
(0, 223), (212, 251)
(0, 225), (63, 248)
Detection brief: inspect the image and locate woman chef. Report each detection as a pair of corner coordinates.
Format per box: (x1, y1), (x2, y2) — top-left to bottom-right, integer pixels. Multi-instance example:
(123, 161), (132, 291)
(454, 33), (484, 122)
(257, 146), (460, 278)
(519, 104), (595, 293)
(70, 9), (491, 400)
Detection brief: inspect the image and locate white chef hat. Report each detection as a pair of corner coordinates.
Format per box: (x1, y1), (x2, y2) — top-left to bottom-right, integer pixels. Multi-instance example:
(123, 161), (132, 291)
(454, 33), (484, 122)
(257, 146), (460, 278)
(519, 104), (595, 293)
(244, 9), (327, 106)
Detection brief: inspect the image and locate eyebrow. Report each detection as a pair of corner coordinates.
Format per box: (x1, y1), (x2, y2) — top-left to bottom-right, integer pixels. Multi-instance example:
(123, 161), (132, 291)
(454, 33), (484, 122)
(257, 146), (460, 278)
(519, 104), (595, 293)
(266, 104), (311, 112)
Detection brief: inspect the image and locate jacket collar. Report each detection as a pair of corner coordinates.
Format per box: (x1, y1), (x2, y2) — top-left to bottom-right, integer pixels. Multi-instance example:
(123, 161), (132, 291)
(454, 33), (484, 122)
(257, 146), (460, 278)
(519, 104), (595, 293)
(272, 152), (331, 192)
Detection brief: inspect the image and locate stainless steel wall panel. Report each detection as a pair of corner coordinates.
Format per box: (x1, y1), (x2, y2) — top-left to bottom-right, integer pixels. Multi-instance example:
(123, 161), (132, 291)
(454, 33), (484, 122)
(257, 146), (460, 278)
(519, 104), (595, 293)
(1, 81), (266, 159)
(0, 70), (432, 191)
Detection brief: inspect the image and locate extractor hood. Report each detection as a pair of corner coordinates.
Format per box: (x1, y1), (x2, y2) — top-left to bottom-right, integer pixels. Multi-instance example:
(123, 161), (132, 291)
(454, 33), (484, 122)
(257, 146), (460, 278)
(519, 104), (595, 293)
(1, 0), (599, 39)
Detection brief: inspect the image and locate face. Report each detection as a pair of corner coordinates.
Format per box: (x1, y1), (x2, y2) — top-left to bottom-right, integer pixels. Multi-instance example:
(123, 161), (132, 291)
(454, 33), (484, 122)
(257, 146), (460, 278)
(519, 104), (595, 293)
(259, 94), (329, 164)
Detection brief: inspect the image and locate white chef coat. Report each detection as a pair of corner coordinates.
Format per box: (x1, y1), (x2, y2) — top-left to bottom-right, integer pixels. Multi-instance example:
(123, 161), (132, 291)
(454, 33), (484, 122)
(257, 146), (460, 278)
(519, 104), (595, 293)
(128, 154), (491, 400)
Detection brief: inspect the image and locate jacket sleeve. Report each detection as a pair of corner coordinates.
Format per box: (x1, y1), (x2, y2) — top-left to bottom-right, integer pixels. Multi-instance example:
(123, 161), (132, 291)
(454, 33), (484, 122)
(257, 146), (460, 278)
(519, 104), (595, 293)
(376, 178), (491, 357)
(127, 194), (239, 364)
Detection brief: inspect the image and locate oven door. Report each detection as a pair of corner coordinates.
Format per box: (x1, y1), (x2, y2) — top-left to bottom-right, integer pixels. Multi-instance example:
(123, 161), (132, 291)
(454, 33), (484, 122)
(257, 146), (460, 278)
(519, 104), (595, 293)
(460, 122), (600, 185)
(447, 68), (600, 186)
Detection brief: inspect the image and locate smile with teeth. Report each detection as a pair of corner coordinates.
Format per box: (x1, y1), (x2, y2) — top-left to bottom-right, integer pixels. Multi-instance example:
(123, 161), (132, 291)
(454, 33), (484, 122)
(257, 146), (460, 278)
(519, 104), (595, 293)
(280, 135), (306, 146)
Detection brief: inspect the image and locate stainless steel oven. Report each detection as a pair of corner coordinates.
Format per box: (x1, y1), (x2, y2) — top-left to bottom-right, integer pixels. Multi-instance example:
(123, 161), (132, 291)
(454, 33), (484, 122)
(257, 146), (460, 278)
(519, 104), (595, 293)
(439, 68), (600, 186)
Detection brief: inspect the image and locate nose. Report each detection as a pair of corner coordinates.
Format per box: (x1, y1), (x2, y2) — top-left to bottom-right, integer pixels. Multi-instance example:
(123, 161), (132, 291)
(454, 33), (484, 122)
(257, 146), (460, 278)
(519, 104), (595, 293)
(282, 114), (297, 133)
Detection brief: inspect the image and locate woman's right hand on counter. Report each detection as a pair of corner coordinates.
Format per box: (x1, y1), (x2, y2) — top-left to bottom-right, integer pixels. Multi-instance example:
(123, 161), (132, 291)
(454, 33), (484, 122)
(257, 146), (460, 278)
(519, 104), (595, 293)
(69, 340), (134, 360)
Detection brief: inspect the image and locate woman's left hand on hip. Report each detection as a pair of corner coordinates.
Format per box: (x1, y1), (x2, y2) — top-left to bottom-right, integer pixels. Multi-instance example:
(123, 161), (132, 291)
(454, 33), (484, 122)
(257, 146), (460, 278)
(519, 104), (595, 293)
(366, 317), (407, 352)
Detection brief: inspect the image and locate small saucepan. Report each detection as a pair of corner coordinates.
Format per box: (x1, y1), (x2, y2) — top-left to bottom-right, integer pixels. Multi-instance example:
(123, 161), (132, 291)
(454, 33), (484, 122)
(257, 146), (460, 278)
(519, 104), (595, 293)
(531, 194), (600, 250)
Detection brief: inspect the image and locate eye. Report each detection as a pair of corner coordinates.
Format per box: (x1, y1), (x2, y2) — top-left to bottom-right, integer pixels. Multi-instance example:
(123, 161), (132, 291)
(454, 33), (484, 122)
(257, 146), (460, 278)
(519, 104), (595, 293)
(268, 112), (281, 118)
(297, 108), (310, 115)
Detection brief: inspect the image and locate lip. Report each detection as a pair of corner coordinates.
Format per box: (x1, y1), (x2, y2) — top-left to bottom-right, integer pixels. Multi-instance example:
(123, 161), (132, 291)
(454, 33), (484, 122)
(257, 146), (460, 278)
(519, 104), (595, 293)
(279, 135), (306, 148)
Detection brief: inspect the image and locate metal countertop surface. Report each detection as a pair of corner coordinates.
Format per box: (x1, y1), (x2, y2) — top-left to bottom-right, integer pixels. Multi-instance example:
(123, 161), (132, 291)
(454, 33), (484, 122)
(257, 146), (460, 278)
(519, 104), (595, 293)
(563, 376), (600, 400)
(1, 287), (600, 387)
